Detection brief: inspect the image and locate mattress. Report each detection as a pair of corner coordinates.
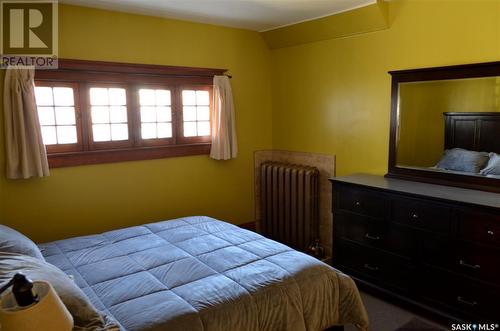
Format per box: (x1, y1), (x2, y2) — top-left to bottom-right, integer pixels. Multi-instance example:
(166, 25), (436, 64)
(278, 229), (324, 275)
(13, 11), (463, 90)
(39, 216), (368, 331)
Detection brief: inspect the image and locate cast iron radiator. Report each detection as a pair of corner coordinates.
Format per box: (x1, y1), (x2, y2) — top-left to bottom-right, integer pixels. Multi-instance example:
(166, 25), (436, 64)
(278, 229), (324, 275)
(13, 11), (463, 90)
(260, 162), (320, 252)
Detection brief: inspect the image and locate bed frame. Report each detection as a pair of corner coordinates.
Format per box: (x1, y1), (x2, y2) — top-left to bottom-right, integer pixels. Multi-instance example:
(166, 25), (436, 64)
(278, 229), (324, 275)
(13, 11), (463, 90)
(444, 112), (500, 153)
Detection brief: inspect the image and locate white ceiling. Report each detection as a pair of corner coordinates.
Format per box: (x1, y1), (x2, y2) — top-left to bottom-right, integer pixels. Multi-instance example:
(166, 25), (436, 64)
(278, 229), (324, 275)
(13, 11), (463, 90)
(60, 0), (376, 32)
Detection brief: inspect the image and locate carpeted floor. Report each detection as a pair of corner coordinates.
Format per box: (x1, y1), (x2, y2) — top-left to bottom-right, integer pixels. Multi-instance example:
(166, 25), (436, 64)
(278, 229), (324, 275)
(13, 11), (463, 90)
(344, 292), (446, 331)
(395, 318), (446, 331)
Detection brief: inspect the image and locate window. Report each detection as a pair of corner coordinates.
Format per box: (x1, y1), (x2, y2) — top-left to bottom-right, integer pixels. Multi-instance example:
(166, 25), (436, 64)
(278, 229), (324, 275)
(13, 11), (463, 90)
(89, 87), (129, 144)
(139, 88), (172, 140)
(34, 59), (224, 167)
(34, 83), (82, 153)
(181, 89), (211, 140)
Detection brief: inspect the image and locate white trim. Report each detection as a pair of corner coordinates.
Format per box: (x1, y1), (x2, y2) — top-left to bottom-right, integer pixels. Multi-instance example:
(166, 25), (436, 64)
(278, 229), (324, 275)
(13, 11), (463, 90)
(258, 0), (377, 33)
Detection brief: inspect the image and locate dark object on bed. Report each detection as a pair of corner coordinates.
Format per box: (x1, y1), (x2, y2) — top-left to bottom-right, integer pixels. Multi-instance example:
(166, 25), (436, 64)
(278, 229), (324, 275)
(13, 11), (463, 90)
(0, 273), (39, 307)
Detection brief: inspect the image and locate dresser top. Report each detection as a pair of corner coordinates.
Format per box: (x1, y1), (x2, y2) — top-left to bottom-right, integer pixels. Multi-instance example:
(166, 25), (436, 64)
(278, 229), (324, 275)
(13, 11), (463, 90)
(330, 174), (500, 209)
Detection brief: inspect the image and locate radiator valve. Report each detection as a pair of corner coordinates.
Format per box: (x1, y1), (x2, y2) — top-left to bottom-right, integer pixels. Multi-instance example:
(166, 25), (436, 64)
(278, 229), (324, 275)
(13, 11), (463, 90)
(308, 239), (325, 259)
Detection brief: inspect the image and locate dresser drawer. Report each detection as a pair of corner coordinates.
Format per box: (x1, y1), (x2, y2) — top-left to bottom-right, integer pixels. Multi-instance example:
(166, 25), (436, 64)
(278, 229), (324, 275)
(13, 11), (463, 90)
(337, 241), (415, 292)
(391, 196), (450, 234)
(336, 211), (414, 257)
(453, 243), (500, 285)
(336, 185), (388, 219)
(457, 208), (500, 248)
(422, 268), (500, 320)
(422, 238), (500, 285)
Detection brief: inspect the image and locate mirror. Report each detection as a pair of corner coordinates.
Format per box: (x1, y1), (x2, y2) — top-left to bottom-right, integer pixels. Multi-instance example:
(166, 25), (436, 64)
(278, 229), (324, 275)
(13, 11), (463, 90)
(387, 62), (500, 193)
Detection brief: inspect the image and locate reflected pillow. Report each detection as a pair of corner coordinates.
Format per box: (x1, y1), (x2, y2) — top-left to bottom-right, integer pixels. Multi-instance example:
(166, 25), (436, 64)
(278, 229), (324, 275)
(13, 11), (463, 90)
(480, 153), (500, 176)
(0, 225), (44, 260)
(435, 148), (489, 173)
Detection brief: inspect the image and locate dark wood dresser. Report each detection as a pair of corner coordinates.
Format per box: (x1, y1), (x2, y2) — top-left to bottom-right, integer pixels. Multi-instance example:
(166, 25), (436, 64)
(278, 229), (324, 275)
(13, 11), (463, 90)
(330, 174), (500, 322)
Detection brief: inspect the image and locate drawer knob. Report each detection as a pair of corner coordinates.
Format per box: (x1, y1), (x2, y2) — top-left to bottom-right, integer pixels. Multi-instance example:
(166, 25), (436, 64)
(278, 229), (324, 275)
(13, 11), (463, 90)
(363, 263), (379, 271)
(354, 201), (362, 207)
(457, 296), (478, 306)
(411, 213), (419, 220)
(365, 233), (381, 241)
(487, 230), (494, 236)
(459, 259), (481, 270)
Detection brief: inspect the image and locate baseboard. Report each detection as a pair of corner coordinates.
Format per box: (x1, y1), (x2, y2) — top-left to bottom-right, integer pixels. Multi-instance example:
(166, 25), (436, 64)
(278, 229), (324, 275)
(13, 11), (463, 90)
(239, 221), (257, 232)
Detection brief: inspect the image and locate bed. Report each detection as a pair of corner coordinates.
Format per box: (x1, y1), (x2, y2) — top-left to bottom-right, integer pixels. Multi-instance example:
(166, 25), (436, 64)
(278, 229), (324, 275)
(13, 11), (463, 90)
(37, 216), (368, 331)
(414, 112), (500, 177)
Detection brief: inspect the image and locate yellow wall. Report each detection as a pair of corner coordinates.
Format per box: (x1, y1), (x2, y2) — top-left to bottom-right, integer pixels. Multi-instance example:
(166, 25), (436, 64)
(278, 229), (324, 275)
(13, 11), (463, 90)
(3, 1), (500, 243)
(397, 77), (500, 167)
(0, 5), (273, 243)
(271, 0), (500, 176)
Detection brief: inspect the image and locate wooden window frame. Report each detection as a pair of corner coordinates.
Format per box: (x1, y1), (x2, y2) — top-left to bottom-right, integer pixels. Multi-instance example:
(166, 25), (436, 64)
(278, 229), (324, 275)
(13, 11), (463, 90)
(177, 85), (213, 145)
(86, 83), (134, 150)
(35, 59), (225, 168)
(34, 81), (83, 154)
(136, 84), (176, 147)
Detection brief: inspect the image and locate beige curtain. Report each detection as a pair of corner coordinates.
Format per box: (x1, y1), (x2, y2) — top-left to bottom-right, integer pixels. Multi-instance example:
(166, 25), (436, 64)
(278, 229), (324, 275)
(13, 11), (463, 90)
(3, 67), (49, 179)
(210, 75), (237, 160)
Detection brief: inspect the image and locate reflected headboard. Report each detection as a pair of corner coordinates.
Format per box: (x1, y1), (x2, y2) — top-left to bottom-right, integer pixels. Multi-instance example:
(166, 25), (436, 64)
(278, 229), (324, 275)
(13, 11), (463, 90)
(444, 112), (500, 154)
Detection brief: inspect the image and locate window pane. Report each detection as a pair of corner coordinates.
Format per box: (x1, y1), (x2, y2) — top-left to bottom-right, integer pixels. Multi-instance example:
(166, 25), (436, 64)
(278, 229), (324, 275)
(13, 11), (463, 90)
(156, 107), (171, 122)
(140, 107), (156, 123)
(156, 90), (171, 105)
(110, 106), (127, 123)
(35, 87), (53, 106)
(139, 89), (155, 106)
(111, 124), (128, 141)
(38, 107), (55, 125)
(196, 106), (210, 121)
(41, 126), (57, 145)
(196, 90), (209, 105)
(183, 106), (196, 121)
(157, 123), (172, 138)
(141, 123), (157, 139)
(89, 88), (109, 106)
(92, 124), (111, 142)
(91, 106), (110, 124)
(53, 87), (74, 106)
(55, 107), (76, 125)
(57, 125), (78, 144)
(108, 88), (126, 106)
(182, 90), (196, 105)
(184, 122), (197, 137)
(197, 121), (210, 136)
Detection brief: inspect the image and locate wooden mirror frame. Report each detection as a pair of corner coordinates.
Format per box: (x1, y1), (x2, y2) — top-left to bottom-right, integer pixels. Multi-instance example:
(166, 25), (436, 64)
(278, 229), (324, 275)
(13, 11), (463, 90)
(386, 61), (500, 193)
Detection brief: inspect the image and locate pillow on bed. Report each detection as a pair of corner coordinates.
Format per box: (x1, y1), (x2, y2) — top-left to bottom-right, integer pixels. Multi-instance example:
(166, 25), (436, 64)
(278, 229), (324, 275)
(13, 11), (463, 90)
(436, 148), (489, 173)
(0, 252), (119, 331)
(480, 152), (500, 176)
(0, 225), (44, 260)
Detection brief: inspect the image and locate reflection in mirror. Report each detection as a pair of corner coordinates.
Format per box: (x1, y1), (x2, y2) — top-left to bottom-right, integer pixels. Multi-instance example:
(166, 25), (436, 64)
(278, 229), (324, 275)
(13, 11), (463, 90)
(396, 77), (500, 178)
